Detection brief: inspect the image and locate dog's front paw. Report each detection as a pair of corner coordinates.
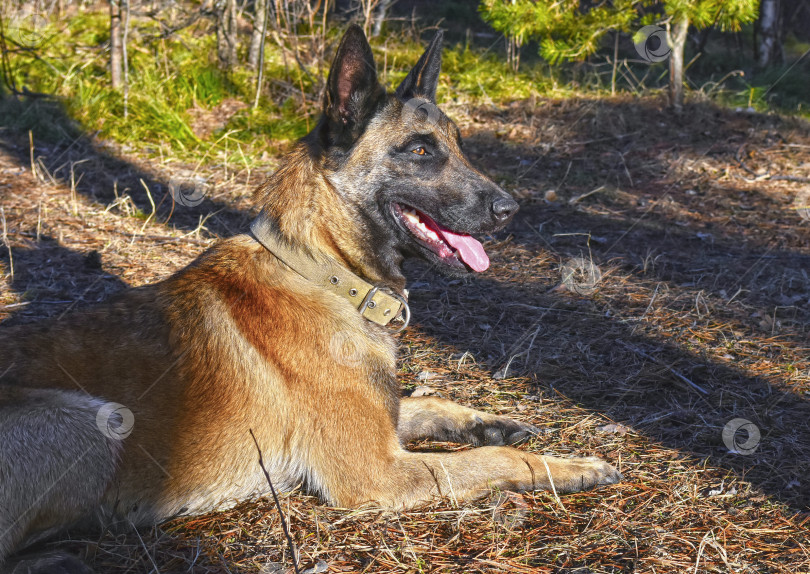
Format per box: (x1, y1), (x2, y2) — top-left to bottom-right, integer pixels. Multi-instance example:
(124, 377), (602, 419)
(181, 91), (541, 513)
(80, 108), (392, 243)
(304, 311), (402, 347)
(472, 414), (542, 446)
(583, 456), (623, 486)
(549, 456), (623, 493)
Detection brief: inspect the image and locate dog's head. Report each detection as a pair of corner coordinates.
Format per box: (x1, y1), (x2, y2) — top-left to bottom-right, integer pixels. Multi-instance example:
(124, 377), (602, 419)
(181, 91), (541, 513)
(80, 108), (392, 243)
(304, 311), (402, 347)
(304, 25), (518, 281)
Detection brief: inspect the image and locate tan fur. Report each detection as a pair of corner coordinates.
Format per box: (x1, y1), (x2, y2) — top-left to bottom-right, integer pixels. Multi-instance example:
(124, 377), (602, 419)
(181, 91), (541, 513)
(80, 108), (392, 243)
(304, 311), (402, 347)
(0, 28), (620, 571)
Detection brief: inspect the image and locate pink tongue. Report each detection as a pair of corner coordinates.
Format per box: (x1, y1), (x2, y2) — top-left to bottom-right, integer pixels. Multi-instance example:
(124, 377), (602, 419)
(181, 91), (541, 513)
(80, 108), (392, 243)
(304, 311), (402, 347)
(435, 227), (490, 272)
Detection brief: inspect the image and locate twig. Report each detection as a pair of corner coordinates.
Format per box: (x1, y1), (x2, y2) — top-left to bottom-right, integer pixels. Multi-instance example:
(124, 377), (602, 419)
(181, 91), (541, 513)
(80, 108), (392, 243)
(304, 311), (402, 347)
(69, 159), (89, 215)
(144, 7), (208, 41)
(438, 460), (459, 508)
(539, 457), (566, 513)
(757, 45), (810, 103)
(630, 282), (660, 336)
(128, 518), (162, 574)
(253, 0), (270, 110)
(142, 234), (213, 246)
(568, 185), (606, 205)
(29, 130), (37, 180)
(139, 178), (156, 233)
(123, 0), (131, 119)
(610, 32), (618, 96)
(617, 340), (709, 395)
(1, 207), (13, 282)
(249, 429), (301, 574)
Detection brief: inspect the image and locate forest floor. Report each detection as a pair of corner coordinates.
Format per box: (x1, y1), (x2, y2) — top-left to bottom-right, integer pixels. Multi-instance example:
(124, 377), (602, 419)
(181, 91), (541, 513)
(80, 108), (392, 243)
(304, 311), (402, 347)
(1, 91), (810, 573)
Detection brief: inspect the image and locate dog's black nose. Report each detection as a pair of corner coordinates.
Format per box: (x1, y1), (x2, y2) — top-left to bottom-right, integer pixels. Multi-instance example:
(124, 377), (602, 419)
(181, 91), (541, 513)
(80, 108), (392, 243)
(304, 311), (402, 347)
(492, 197), (519, 223)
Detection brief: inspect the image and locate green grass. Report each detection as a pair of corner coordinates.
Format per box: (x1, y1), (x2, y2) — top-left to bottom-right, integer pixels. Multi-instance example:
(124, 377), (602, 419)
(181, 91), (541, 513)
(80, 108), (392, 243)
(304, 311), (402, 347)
(718, 62), (810, 114)
(687, 30), (810, 115)
(441, 47), (551, 101)
(2, 7), (807, 166)
(2, 11), (315, 163)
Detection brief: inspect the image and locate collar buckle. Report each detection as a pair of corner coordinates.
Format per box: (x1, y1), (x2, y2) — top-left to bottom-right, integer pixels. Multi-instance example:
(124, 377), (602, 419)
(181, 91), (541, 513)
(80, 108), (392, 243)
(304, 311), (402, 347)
(388, 290), (411, 333)
(358, 286), (379, 316)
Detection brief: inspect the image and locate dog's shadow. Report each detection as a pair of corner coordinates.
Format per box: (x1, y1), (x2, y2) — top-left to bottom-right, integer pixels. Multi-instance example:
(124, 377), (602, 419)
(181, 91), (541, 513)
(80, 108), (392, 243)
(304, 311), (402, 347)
(0, 238), (128, 326)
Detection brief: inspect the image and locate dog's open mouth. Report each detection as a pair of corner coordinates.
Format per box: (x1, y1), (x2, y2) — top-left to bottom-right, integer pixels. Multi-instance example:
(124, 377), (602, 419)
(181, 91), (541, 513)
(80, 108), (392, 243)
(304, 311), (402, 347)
(392, 203), (489, 272)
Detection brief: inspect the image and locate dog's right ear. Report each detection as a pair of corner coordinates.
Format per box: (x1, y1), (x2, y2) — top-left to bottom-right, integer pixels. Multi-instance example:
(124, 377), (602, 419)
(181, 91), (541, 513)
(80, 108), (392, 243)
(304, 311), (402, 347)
(323, 24), (383, 145)
(396, 30), (443, 103)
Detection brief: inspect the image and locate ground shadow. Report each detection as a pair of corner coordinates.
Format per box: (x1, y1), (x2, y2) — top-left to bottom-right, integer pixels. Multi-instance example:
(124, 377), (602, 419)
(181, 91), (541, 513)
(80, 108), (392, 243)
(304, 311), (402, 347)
(407, 97), (810, 510)
(0, 92), (258, 323)
(1, 89), (808, 524)
(0, 95), (252, 239)
(0, 238), (128, 326)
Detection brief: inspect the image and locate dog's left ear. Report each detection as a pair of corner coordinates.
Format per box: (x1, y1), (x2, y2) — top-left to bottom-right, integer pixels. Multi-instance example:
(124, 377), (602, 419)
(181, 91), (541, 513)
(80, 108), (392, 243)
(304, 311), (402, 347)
(324, 24), (384, 142)
(396, 30), (443, 103)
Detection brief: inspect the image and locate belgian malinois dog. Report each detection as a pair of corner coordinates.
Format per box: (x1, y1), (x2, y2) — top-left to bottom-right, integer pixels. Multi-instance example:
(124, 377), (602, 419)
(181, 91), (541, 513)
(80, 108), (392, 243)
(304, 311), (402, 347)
(0, 26), (621, 573)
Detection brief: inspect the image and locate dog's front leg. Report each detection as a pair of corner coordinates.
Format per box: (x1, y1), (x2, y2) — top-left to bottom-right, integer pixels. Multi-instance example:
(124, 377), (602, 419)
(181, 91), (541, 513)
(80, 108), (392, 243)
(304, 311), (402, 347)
(403, 448), (621, 507)
(324, 442), (621, 510)
(313, 396), (621, 509)
(397, 396), (540, 446)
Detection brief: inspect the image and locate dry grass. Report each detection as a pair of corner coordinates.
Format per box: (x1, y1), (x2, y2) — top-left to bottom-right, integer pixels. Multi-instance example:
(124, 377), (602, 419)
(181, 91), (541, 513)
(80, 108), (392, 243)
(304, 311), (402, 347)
(1, 94), (809, 572)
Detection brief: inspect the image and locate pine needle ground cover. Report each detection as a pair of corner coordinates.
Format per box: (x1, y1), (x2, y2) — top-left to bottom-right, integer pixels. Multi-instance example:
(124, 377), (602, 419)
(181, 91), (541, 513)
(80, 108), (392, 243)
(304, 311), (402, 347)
(1, 9), (810, 574)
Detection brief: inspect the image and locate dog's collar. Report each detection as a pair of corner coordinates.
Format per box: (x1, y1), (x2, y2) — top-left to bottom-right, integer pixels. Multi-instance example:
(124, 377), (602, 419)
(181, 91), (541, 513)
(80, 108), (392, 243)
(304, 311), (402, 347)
(249, 214), (410, 331)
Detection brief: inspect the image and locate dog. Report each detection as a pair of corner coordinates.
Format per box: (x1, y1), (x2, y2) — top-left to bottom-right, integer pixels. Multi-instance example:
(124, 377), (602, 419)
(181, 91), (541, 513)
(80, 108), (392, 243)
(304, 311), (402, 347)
(0, 25), (621, 573)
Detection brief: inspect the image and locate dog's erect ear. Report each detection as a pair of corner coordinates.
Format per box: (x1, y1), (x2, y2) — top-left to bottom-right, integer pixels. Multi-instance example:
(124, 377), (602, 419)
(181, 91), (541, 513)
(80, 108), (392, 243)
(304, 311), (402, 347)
(396, 30), (443, 103)
(324, 25), (383, 138)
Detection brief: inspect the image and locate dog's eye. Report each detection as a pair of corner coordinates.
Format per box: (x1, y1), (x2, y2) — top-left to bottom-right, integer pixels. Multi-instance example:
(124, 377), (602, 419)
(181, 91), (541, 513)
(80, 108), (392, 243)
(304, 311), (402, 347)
(411, 147), (427, 156)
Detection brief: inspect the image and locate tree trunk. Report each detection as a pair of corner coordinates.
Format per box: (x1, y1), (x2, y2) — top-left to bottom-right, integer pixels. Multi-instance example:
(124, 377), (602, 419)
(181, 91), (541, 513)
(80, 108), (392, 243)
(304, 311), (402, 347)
(110, 0), (123, 89)
(668, 15), (689, 110)
(360, 0), (379, 37)
(757, 0), (783, 68)
(216, 0), (238, 69)
(372, 0), (393, 37)
(253, 0), (271, 108)
(248, 0), (267, 69)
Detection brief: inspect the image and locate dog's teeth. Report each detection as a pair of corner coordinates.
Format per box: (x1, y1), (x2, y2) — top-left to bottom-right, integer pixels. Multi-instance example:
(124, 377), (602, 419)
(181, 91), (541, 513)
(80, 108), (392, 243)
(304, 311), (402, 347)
(403, 210), (421, 225)
(400, 207), (443, 244)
